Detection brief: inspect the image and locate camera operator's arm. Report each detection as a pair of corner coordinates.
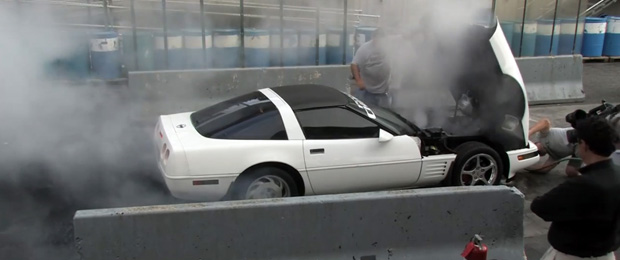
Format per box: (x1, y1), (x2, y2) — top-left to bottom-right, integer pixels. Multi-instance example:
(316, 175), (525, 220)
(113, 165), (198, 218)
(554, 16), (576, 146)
(530, 179), (600, 222)
(529, 118), (551, 139)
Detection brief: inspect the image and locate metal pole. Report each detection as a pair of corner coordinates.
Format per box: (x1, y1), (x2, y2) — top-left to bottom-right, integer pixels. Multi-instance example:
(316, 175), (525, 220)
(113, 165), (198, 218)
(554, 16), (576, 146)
(549, 0), (560, 55)
(491, 0), (497, 26)
(86, 0), (92, 24)
(279, 0), (284, 67)
(130, 0), (138, 70)
(240, 0), (245, 68)
(200, 0), (207, 68)
(315, 6), (320, 65)
(342, 0), (347, 65)
(103, 0), (110, 28)
(573, 0), (583, 54)
(518, 0), (528, 57)
(162, 0), (169, 69)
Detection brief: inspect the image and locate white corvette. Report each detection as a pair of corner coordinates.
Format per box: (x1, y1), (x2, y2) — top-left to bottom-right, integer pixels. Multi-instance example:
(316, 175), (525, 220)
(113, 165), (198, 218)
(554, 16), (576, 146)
(154, 22), (540, 202)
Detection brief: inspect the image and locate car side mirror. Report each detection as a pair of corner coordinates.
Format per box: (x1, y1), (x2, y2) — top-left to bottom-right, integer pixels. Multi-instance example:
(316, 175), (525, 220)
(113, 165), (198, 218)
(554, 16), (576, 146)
(379, 129), (394, 143)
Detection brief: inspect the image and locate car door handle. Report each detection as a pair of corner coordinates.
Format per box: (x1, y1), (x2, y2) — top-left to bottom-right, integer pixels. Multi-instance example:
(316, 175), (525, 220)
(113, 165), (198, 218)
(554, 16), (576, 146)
(310, 148), (325, 154)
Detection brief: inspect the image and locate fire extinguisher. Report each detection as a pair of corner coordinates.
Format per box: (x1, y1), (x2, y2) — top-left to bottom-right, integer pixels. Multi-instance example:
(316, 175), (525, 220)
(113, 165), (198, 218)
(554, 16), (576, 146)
(461, 234), (488, 260)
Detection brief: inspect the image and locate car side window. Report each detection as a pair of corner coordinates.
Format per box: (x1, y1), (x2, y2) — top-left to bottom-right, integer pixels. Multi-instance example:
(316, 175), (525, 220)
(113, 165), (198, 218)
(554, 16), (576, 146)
(192, 92), (288, 140)
(296, 107), (379, 139)
(210, 106), (288, 140)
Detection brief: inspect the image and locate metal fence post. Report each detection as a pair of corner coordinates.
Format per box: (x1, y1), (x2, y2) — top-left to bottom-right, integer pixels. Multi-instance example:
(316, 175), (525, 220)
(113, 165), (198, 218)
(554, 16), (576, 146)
(518, 0), (528, 57)
(280, 0), (284, 67)
(162, 0), (169, 69)
(573, 0), (583, 54)
(550, 0), (560, 55)
(491, 0), (497, 25)
(200, 0), (207, 68)
(342, 0), (348, 65)
(130, 0), (138, 70)
(103, 0), (111, 29)
(240, 0), (245, 68)
(315, 6), (320, 66)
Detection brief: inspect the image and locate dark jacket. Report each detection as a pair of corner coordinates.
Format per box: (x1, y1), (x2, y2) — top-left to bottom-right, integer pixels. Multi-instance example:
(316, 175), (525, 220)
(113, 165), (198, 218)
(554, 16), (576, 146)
(531, 159), (620, 258)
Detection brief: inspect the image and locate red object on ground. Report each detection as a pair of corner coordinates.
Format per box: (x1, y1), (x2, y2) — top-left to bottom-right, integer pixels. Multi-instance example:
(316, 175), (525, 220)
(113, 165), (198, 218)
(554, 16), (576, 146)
(461, 234), (488, 260)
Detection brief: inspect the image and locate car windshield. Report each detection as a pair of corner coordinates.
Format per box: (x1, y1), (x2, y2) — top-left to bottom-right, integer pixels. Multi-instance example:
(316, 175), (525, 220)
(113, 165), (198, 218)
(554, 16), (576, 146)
(344, 94), (417, 136)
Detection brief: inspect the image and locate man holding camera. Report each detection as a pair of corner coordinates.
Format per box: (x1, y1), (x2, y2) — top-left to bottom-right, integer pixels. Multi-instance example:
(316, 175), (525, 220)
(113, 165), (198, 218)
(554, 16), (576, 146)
(531, 116), (620, 260)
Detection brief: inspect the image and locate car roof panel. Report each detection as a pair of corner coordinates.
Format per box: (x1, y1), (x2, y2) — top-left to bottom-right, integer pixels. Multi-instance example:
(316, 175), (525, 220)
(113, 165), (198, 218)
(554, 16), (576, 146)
(269, 84), (349, 110)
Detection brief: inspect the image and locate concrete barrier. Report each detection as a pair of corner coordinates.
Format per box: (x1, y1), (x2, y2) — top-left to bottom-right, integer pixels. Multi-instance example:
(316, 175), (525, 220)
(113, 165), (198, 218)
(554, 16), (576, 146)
(74, 186), (525, 260)
(517, 55), (585, 105)
(128, 55), (584, 122)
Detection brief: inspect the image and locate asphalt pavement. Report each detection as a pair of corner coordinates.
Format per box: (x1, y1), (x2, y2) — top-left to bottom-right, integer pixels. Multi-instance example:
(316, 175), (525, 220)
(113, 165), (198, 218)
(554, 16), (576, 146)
(520, 62), (620, 260)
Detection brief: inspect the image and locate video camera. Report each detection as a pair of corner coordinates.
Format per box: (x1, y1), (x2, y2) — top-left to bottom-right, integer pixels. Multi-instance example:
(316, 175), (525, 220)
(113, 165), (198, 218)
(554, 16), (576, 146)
(565, 100), (620, 144)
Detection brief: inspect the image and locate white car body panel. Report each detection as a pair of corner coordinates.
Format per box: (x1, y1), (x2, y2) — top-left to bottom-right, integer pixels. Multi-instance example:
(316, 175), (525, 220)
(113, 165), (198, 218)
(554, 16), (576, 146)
(489, 23), (531, 148)
(489, 23), (540, 174)
(506, 140), (540, 179)
(259, 88), (306, 140)
(416, 154), (458, 186)
(304, 133), (422, 195)
(156, 110), (306, 201)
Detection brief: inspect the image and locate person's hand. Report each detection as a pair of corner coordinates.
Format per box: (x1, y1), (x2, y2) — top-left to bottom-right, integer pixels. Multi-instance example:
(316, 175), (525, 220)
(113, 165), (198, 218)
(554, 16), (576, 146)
(356, 80), (366, 90)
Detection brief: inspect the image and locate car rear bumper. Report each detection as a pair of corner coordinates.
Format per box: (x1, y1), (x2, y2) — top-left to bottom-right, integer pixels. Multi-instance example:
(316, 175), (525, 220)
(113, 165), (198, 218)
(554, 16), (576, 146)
(159, 164), (237, 202)
(506, 141), (541, 179)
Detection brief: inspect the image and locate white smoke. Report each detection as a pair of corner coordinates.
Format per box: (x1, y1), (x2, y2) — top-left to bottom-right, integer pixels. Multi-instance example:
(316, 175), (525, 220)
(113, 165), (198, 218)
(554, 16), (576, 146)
(367, 0), (495, 128)
(0, 4), (179, 260)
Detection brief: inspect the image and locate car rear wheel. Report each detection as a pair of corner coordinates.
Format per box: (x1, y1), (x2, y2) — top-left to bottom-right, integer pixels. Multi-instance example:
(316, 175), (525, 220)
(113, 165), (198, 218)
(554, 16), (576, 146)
(450, 142), (503, 186)
(231, 167), (299, 200)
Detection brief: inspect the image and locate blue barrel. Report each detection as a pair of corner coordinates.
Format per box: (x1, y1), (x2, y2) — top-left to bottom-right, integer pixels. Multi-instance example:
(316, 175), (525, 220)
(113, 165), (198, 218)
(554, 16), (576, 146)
(183, 29), (212, 69)
(270, 28), (299, 67)
(582, 17), (607, 57)
(500, 21), (514, 49)
(603, 16), (620, 56)
(558, 19), (578, 55)
(326, 27), (354, 65)
(354, 26), (376, 52)
(244, 28), (270, 68)
(213, 29), (241, 68)
(298, 28), (326, 66)
(122, 31), (154, 72)
(520, 21), (538, 57)
(535, 19), (560, 56)
(90, 30), (121, 79)
(154, 31), (185, 70)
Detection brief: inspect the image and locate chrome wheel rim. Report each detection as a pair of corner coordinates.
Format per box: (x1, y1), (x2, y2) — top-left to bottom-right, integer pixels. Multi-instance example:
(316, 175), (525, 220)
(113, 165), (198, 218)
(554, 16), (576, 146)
(245, 175), (291, 199)
(460, 154), (498, 186)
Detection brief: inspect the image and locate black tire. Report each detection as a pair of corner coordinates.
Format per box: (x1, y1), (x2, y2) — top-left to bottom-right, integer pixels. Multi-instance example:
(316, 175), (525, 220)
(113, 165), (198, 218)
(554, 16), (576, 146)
(449, 142), (504, 186)
(231, 166), (299, 200)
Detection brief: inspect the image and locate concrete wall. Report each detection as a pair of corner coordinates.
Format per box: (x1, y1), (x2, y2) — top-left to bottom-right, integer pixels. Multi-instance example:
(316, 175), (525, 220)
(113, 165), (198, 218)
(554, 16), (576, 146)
(128, 55), (584, 122)
(518, 55), (585, 105)
(74, 186), (526, 260)
(128, 65), (353, 123)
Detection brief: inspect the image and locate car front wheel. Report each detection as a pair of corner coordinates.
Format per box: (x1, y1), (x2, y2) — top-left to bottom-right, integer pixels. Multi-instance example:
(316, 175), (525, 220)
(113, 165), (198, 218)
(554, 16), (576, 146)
(450, 142), (503, 186)
(231, 167), (299, 200)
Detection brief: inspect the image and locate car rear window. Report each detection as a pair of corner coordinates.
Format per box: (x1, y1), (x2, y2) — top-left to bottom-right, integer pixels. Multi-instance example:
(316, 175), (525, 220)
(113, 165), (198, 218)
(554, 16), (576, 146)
(190, 91), (287, 140)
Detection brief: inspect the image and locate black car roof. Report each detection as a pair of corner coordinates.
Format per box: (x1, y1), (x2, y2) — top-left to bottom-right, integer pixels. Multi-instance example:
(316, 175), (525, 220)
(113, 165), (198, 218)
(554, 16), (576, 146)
(270, 84), (349, 110)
